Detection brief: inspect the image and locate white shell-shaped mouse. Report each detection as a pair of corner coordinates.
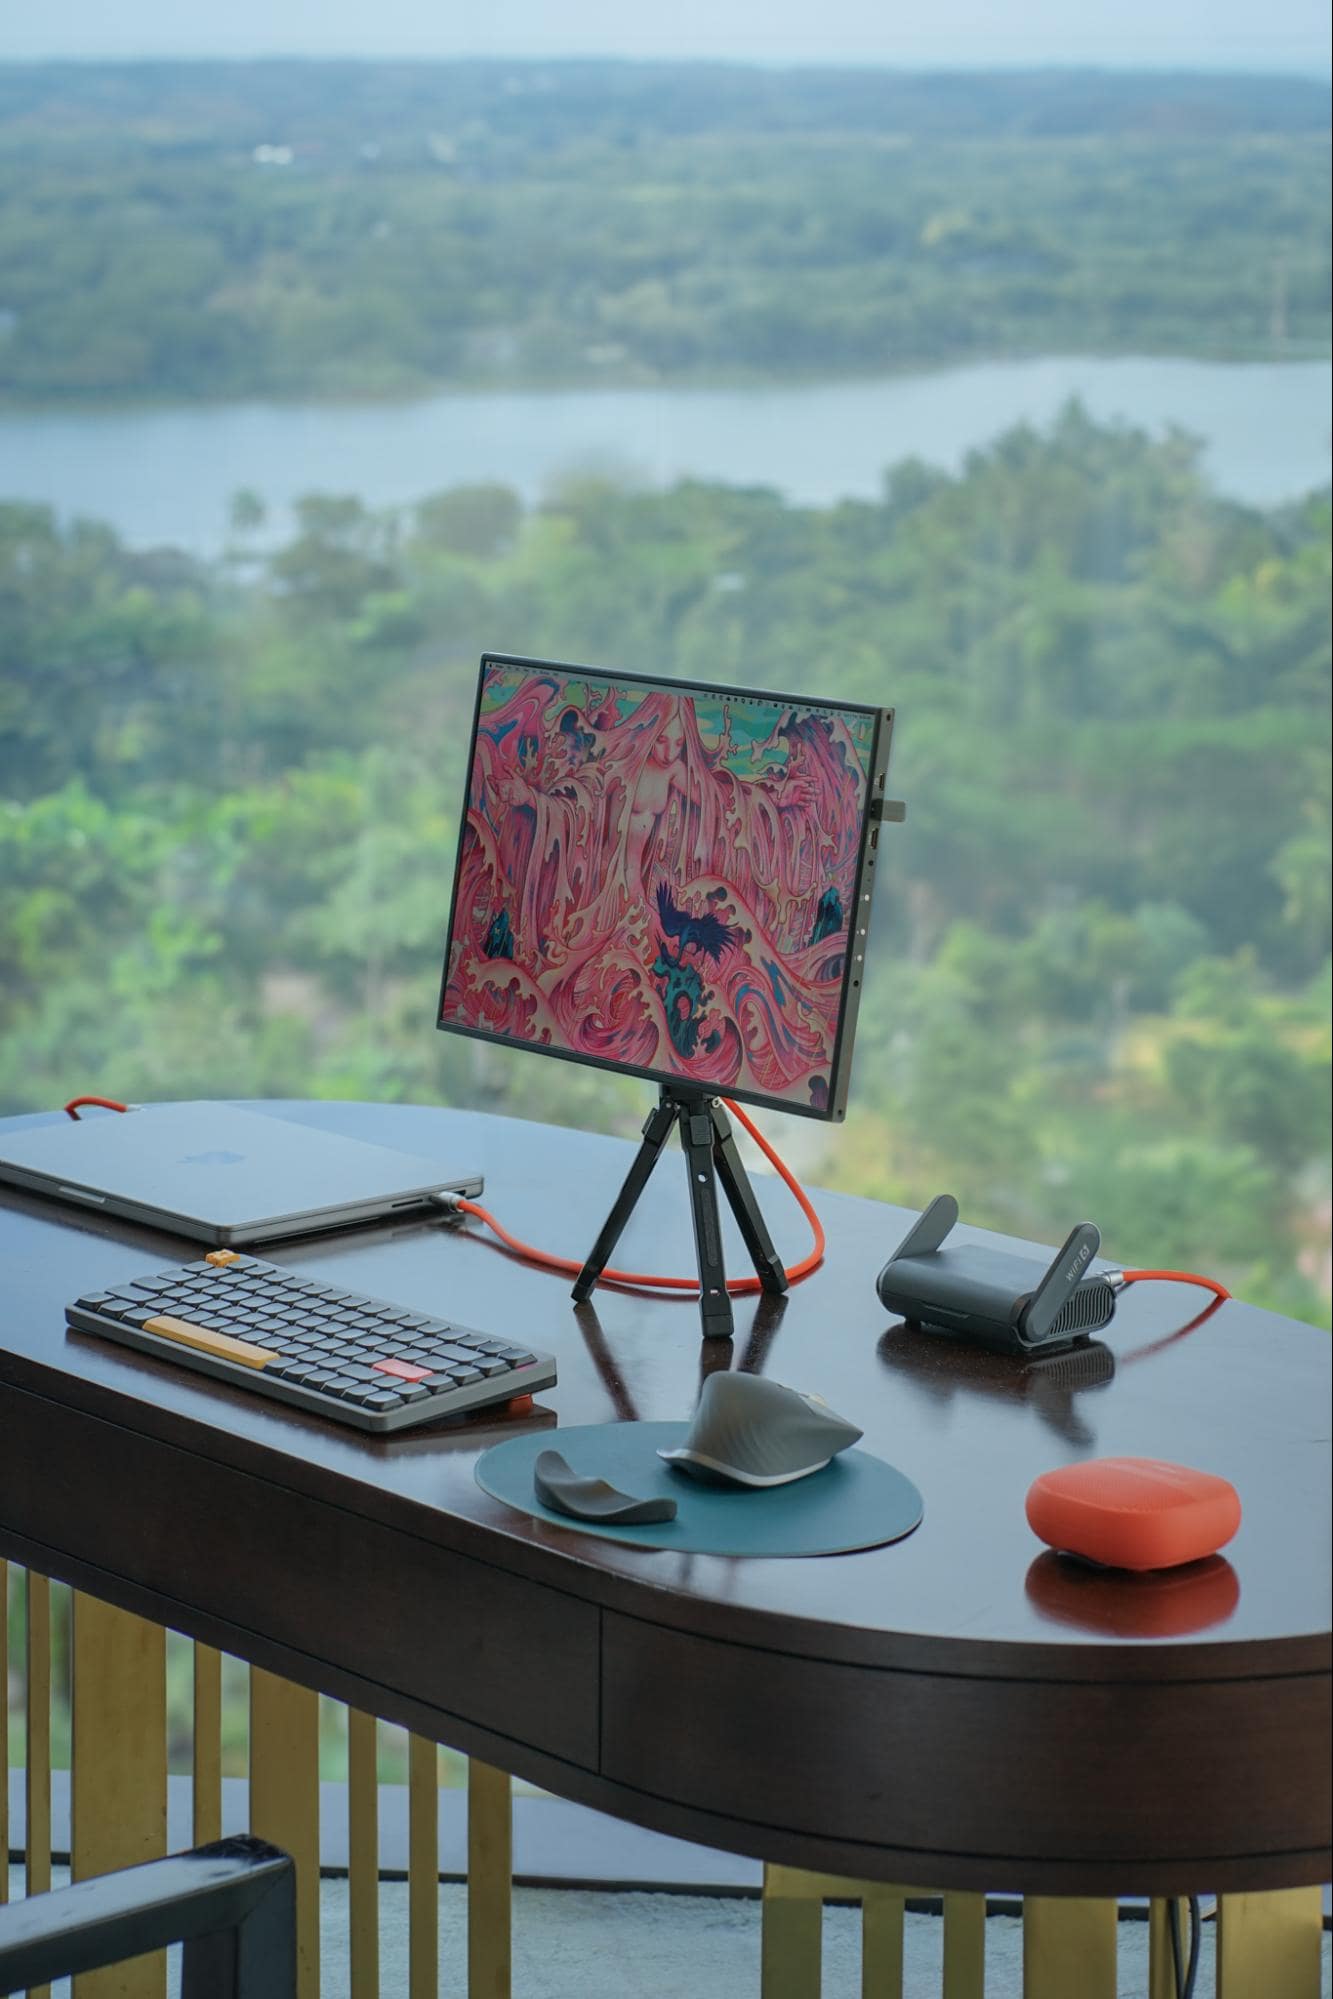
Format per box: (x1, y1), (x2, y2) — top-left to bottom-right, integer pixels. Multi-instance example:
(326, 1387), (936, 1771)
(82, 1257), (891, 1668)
(658, 1372), (863, 1488)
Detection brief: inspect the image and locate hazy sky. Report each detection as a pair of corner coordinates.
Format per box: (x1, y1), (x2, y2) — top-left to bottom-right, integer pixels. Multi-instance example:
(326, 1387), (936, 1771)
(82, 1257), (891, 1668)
(2, 0), (1328, 73)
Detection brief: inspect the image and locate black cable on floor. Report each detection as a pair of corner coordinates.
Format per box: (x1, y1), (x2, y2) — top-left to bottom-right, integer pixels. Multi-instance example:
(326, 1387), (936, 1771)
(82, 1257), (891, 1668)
(1185, 1895), (1202, 1999)
(1169, 1895), (1204, 1999)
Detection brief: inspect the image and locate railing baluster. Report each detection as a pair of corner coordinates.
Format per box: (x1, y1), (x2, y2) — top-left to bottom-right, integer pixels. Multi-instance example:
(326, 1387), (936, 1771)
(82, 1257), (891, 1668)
(1217, 1887), (1323, 1997)
(69, 1593), (168, 1999)
(859, 1883), (906, 1999)
(192, 1643), (223, 1846)
(24, 1570), (51, 1999)
(249, 1666), (320, 1999)
(1021, 1896), (1116, 1999)
(1, 1560), (8, 1910)
(348, 1708), (380, 1999)
(760, 1865), (823, 1999)
(408, 1735), (439, 1999)
(468, 1759), (512, 1999)
(942, 1889), (985, 1997)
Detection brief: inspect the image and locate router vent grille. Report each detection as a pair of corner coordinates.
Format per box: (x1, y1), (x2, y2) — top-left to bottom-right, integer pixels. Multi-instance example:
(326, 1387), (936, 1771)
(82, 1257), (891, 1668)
(1048, 1281), (1115, 1338)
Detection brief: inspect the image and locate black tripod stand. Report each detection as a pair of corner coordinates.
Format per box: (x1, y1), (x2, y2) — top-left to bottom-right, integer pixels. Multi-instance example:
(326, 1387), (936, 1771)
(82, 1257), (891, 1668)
(572, 1087), (788, 1340)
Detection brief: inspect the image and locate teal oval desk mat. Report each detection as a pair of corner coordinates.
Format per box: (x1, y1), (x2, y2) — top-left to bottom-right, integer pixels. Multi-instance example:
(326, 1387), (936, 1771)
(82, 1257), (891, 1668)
(475, 1422), (923, 1556)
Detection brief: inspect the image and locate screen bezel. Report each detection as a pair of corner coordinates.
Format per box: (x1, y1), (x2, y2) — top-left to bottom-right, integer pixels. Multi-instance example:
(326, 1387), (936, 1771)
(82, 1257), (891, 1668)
(436, 652), (894, 1122)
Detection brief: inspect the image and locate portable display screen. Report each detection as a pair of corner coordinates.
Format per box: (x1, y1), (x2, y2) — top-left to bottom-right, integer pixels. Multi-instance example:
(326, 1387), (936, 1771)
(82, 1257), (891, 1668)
(437, 654), (893, 1119)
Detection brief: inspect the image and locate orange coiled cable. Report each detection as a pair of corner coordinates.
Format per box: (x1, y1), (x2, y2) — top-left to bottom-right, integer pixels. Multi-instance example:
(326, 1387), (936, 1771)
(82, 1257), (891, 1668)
(456, 1095), (825, 1297)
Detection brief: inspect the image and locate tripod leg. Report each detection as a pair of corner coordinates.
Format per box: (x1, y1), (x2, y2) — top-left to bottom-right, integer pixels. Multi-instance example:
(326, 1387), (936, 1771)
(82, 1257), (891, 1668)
(679, 1100), (735, 1340)
(572, 1094), (676, 1301)
(710, 1101), (789, 1294)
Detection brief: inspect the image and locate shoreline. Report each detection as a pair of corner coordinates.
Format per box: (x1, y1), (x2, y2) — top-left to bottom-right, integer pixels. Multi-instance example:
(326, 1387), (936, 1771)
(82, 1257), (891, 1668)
(1, 341), (1329, 421)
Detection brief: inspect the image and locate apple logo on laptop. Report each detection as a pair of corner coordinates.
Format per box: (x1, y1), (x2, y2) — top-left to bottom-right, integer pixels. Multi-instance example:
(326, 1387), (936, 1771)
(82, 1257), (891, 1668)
(179, 1150), (246, 1166)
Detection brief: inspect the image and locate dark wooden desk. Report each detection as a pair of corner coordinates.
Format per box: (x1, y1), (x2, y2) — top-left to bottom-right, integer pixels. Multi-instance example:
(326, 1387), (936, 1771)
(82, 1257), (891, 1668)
(2, 1098), (1329, 1910)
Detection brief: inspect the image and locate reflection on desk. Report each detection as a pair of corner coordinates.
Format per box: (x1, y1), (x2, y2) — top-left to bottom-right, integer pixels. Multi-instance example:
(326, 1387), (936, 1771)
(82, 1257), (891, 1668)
(877, 1320), (1116, 1449)
(1026, 1549), (1241, 1639)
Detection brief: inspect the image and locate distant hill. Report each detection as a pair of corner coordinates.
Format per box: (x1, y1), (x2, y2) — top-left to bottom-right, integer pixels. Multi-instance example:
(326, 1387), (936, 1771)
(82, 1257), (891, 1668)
(0, 61), (1328, 401)
(1, 61), (1329, 148)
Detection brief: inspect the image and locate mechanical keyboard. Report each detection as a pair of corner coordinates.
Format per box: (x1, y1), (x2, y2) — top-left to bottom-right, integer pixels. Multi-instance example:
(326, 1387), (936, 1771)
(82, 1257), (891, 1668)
(68, 1250), (557, 1433)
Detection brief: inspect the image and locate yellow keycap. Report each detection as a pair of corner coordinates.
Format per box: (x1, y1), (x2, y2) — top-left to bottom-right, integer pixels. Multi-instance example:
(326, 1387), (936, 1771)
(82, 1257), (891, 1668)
(142, 1315), (274, 1368)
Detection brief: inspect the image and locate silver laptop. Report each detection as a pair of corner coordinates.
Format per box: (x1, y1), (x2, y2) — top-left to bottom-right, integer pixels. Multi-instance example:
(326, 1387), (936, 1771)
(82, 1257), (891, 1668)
(0, 1102), (483, 1245)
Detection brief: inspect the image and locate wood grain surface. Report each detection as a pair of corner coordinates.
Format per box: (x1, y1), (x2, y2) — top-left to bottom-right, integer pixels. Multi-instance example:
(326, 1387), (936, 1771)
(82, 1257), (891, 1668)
(1, 1098), (1328, 1892)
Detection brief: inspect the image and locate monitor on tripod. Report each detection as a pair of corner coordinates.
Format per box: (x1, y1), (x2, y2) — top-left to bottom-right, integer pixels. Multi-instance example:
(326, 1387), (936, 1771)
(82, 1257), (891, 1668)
(437, 652), (897, 1335)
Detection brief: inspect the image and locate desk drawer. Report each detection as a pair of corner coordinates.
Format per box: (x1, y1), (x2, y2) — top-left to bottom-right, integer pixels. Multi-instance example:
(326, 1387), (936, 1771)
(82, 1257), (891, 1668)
(3, 1387), (599, 1771)
(600, 1610), (1331, 1872)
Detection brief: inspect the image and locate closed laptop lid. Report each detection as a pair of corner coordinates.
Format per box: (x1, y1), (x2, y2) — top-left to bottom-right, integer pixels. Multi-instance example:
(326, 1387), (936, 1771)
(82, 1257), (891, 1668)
(0, 1102), (481, 1243)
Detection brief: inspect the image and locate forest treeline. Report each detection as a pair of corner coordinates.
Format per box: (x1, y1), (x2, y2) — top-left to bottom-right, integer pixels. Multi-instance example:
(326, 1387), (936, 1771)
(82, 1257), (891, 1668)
(1, 408), (1329, 1322)
(0, 62), (1328, 400)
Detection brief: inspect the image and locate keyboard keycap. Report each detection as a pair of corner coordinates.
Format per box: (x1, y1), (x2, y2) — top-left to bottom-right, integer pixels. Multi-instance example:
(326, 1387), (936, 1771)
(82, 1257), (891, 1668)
(374, 1357), (433, 1383)
(142, 1315), (275, 1369)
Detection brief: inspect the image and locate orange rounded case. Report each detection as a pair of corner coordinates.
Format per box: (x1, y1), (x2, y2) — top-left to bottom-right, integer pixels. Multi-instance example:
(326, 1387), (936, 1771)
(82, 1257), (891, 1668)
(1025, 1456), (1241, 1571)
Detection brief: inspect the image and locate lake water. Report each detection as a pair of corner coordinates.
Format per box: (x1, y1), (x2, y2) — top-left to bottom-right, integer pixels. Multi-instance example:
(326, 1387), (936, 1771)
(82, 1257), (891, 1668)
(0, 355), (1328, 554)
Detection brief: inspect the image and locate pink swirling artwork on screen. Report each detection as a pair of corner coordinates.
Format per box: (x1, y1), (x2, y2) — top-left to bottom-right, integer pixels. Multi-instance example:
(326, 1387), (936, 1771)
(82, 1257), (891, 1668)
(440, 662), (877, 1112)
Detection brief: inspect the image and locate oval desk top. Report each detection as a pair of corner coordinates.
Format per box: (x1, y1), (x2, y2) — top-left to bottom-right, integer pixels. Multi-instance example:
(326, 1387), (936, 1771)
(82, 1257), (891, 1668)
(2, 1098), (1329, 1891)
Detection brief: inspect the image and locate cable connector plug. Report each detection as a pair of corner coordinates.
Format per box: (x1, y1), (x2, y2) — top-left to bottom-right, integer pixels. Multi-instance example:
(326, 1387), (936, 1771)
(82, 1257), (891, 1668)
(426, 1190), (469, 1225)
(1103, 1268), (1127, 1293)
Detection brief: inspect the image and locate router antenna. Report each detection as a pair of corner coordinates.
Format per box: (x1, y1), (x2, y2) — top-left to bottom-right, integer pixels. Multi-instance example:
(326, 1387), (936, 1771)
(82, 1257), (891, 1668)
(888, 1194), (958, 1266)
(1021, 1222), (1101, 1347)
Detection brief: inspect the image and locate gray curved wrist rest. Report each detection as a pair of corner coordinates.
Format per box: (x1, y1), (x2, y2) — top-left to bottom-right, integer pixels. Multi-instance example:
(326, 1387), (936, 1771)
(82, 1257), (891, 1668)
(533, 1448), (679, 1525)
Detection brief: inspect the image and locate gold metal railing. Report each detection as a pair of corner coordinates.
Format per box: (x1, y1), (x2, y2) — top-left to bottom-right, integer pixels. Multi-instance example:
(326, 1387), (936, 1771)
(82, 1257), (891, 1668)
(2, 1564), (1325, 1999)
(757, 1865), (1327, 1997)
(1, 1565), (517, 1999)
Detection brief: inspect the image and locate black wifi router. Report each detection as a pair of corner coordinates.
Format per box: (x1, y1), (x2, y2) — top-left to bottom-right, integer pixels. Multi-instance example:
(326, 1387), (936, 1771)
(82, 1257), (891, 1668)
(876, 1195), (1117, 1356)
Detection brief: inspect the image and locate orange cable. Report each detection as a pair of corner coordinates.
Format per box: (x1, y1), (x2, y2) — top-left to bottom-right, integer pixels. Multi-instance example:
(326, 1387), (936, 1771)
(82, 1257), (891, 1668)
(457, 1095), (825, 1297)
(1119, 1268), (1231, 1301)
(57, 1090), (1223, 1309)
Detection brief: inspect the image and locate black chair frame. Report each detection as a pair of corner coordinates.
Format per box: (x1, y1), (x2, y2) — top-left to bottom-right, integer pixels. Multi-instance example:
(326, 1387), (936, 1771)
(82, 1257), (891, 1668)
(0, 1834), (294, 1998)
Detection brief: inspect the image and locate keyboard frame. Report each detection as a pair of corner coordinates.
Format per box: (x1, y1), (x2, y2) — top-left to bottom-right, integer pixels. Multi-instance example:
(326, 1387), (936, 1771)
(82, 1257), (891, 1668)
(66, 1259), (557, 1434)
